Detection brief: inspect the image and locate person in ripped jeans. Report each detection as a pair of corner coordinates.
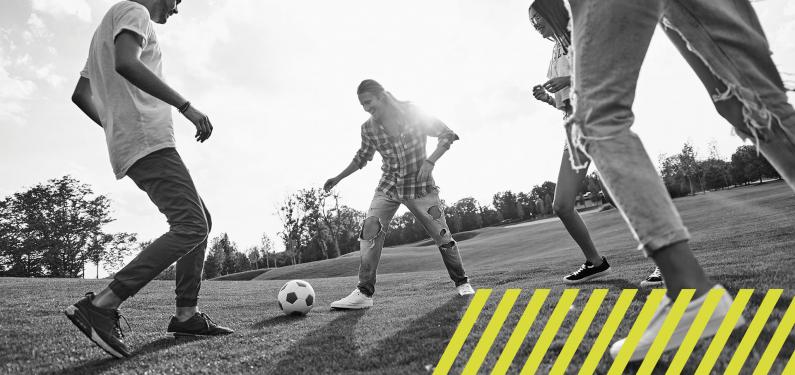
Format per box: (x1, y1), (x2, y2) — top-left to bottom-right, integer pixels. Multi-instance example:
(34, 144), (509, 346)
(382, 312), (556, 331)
(561, 0), (795, 361)
(324, 79), (475, 309)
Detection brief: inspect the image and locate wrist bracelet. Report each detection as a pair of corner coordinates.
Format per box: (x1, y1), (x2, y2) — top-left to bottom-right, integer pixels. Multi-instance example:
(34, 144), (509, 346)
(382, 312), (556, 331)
(178, 101), (191, 114)
(425, 159), (435, 166)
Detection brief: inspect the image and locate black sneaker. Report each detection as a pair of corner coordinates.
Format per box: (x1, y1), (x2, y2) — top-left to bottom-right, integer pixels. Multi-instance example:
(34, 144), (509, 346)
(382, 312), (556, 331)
(563, 256), (611, 284)
(64, 292), (131, 358)
(167, 312), (234, 337)
(640, 267), (665, 287)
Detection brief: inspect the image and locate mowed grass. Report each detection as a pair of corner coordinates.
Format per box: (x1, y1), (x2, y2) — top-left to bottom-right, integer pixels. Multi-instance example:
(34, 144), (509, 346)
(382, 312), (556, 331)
(1, 181), (793, 374)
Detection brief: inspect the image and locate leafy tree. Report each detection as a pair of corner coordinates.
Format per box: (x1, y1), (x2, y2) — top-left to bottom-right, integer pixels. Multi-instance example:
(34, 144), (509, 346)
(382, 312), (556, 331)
(492, 191), (519, 221)
(86, 232), (137, 279)
(0, 176), (115, 277)
(454, 198), (483, 231)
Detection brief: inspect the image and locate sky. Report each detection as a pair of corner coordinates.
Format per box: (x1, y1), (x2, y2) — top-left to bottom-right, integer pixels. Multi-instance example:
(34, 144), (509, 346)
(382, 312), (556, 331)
(1, 0), (794, 275)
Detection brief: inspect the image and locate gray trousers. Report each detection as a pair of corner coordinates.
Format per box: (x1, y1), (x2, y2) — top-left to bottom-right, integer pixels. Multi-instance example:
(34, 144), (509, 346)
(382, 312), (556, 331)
(109, 148), (210, 307)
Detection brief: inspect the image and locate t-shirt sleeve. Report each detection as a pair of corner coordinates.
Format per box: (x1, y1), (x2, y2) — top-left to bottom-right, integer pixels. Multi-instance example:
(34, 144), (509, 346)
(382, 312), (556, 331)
(80, 59), (89, 78)
(112, 4), (150, 46)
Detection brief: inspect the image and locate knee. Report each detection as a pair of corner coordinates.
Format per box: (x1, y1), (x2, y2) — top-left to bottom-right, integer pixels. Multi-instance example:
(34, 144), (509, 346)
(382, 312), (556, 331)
(439, 240), (456, 251)
(360, 216), (383, 241)
(172, 218), (209, 244)
(553, 200), (575, 217)
(426, 205), (443, 220)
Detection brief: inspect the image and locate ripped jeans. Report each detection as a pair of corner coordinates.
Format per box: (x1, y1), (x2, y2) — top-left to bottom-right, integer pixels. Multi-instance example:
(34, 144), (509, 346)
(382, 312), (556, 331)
(357, 188), (469, 296)
(567, 0), (795, 255)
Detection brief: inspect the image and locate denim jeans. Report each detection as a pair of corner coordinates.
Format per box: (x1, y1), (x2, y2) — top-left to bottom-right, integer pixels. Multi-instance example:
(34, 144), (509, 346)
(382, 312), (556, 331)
(109, 148), (211, 307)
(567, 0), (795, 255)
(357, 188), (469, 296)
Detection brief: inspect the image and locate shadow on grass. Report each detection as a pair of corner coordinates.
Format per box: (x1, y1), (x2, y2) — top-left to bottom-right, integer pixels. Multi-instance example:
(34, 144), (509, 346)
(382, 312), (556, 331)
(252, 314), (308, 330)
(268, 296), (469, 374)
(48, 335), (211, 375)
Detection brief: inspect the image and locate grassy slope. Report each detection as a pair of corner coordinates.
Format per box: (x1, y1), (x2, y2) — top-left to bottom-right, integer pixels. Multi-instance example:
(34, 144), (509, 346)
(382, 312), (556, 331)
(1, 181), (793, 374)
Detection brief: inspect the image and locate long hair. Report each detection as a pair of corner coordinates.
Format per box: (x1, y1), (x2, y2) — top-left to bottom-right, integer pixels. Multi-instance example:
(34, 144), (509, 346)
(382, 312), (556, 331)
(530, 0), (571, 53)
(356, 79), (408, 106)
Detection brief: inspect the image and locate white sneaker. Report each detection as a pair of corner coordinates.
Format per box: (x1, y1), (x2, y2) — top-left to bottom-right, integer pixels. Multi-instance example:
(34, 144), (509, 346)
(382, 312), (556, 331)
(330, 289), (373, 309)
(609, 284), (745, 361)
(456, 283), (475, 296)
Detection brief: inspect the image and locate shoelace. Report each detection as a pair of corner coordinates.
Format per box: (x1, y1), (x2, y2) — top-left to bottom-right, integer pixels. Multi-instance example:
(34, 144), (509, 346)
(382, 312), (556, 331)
(569, 262), (593, 277)
(113, 311), (132, 338)
(649, 268), (662, 279)
(199, 312), (216, 329)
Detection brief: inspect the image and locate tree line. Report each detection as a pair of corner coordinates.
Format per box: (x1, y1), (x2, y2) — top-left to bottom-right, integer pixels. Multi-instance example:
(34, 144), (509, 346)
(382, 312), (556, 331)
(659, 142), (780, 198)
(1, 142), (778, 278)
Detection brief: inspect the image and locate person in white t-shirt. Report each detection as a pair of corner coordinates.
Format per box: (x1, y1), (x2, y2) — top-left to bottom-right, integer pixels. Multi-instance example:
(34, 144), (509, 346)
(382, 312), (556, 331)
(66, 0), (232, 359)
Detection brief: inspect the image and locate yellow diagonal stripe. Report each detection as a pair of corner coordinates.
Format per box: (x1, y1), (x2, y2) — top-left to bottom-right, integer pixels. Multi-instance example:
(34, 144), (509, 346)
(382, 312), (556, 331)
(695, 289), (753, 375)
(666, 287), (725, 375)
(579, 289), (638, 375)
(434, 288), (492, 375)
(725, 289), (783, 374)
(550, 289), (608, 375)
(783, 347), (795, 375)
(462, 289), (522, 375)
(520, 289), (580, 375)
(637, 289), (695, 374)
(607, 288), (667, 375)
(754, 296), (795, 375)
(491, 289), (550, 375)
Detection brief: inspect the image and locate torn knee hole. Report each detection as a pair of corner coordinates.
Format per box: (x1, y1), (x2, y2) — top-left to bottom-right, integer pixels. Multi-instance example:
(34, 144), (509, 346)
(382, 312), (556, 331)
(439, 241), (456, 250)
(360, 216), (383, 241)
(427, 205), (442, 219)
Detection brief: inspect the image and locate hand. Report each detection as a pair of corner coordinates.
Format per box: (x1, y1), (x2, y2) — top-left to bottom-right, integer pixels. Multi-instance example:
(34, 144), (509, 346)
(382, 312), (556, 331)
(417, 160), (434, 182)
(324, 177), (340, 192)
(182, 104), (213, 142)
(532, 85), (551, 102)
(542, 76), (571, 93)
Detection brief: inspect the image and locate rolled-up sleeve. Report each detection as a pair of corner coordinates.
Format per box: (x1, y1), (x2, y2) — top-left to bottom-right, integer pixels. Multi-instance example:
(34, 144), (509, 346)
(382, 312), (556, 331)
(428, 117), (459, 150)
(352, 125), (376, 169)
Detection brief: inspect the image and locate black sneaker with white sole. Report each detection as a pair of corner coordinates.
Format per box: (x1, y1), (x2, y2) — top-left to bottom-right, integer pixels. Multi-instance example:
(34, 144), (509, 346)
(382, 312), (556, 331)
(563, 256), (611, 284)
(640, 267), (665, 287)
(64, 292), (130, 358)
(167, 312), (234, 337)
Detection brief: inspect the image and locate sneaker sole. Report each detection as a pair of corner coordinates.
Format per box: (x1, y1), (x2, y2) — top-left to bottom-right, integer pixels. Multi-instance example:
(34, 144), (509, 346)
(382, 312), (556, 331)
(616, 299), (747, 361)
(170, 332), (231, 337)
(563, 268), (611, 284)
(64, 305), (127, 359)
(330, 303), (373, 310)
(640, 280), (665, 288)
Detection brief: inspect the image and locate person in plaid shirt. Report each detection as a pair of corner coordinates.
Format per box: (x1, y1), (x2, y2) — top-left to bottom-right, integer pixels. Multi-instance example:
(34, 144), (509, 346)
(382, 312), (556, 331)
(324, 79), (475, 309)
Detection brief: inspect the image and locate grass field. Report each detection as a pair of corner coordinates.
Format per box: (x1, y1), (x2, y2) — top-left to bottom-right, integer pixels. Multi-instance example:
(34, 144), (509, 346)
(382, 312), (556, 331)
(1, 181), (793, 374)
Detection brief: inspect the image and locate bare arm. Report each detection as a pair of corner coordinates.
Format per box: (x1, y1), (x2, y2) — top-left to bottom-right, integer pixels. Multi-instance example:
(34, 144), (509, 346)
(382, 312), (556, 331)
(114, 30), (213, 142)
(324, 127), (375, 191)
(71, 77), (102, 127)
(324, 160), (360, 191)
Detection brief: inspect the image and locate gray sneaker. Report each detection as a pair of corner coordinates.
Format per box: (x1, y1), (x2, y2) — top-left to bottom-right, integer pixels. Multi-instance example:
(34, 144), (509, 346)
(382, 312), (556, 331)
(64, 292), (130, 358)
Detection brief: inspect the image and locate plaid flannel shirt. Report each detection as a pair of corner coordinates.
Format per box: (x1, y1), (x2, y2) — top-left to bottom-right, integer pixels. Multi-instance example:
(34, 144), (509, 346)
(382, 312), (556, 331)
(352, 103), (459, 200)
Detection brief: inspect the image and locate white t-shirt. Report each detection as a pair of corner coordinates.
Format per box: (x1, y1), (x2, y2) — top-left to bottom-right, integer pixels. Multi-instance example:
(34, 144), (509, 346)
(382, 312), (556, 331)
(81, 1), (175, 179)
(546, 41), (571, 110)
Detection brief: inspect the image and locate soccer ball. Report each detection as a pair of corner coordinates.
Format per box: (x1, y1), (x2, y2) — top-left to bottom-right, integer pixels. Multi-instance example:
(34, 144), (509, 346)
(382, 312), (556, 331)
(277, 279), (315, 316)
